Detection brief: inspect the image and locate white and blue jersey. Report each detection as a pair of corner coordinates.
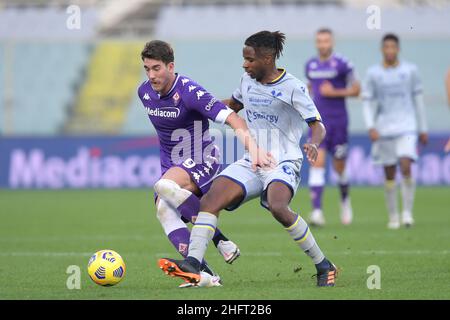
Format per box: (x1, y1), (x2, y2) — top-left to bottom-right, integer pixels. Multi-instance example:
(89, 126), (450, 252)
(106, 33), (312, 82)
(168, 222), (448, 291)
(362, 61), (423, 137)
(220, 69), (322, 210)
(232, 69), (322, 163)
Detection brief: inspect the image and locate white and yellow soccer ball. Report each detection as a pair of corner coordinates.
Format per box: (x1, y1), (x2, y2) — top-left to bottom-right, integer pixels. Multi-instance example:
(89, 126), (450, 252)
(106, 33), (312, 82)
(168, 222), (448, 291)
(87, 250), (126, 286)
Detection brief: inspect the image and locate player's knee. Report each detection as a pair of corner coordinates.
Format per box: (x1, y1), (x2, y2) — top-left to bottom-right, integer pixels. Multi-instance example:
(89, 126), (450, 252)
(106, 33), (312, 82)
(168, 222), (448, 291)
(154, 179), (179, 199)
(154, 179), (180, 199)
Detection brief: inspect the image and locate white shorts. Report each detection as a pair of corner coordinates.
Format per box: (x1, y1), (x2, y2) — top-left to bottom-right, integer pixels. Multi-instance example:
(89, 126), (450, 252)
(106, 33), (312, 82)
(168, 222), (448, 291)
(371, 134), (418, 166)
(218, 158), (302, 211)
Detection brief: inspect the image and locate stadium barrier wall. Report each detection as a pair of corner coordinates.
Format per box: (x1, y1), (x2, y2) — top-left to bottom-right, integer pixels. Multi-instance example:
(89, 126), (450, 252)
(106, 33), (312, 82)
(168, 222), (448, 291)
(0, 134), (449, 189)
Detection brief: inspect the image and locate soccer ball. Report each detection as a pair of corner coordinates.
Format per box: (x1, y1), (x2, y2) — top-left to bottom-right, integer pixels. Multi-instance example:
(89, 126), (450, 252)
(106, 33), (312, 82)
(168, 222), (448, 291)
(87, 249), (126, 286)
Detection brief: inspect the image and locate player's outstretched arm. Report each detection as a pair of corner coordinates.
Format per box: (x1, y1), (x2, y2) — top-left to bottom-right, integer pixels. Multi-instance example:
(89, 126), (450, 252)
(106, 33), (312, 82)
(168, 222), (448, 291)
(303, 120), (326, 165)
(224, 112), (276, 171)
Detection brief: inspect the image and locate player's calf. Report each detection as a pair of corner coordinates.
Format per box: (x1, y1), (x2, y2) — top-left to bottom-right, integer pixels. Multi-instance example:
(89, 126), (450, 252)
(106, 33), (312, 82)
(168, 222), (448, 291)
(268, 201), (297, 228)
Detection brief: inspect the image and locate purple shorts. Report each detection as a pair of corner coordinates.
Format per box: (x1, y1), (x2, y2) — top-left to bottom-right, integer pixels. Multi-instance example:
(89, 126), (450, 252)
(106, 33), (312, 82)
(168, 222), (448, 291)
(158, 145), (223, 197)
(174, 156), (222, 195)
(309, 117), (348, 159)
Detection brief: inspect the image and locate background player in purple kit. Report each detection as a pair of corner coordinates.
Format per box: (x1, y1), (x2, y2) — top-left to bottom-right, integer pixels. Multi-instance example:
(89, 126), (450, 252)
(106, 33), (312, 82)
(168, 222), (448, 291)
(304, 28), (361, 226)
(138, 40), (274, 286)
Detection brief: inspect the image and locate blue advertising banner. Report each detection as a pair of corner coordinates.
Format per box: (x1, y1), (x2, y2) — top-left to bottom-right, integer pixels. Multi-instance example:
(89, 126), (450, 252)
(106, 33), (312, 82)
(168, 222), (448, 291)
(0, 134), (449, 189)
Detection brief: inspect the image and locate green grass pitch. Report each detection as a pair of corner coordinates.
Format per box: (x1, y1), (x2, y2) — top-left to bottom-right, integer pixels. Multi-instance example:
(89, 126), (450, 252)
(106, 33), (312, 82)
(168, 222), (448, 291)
(0, 187), (449, 299)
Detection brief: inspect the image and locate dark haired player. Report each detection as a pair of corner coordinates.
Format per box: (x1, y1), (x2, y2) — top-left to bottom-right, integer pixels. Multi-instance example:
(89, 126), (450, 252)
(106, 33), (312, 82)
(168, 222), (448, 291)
(362, 33), (428, 229)
(138, 40), (274, 286)
(158, 31), (337, 287)
(305, 28), (361, 226)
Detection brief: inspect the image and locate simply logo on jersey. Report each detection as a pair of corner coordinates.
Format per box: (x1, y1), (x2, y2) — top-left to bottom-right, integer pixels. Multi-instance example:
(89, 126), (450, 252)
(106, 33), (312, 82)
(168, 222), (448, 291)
(246, 110), (279, 124)
(145, 106), (180, 118)
(143, 93), (151, 100)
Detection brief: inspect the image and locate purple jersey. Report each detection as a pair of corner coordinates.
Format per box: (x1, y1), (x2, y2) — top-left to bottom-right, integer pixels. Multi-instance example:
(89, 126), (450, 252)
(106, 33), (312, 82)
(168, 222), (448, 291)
(305, 53), (356, 120)
(138, 74), (232, 175)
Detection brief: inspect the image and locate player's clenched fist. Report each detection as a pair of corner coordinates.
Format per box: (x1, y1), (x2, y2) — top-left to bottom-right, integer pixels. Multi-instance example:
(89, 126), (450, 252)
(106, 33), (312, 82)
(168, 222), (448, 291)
(303, 143), (319, 164)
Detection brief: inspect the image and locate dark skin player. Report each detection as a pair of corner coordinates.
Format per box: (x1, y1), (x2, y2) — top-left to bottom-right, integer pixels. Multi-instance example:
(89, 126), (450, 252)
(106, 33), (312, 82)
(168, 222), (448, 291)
(209, 45), (326, 228)
(158, 32), (336, 288)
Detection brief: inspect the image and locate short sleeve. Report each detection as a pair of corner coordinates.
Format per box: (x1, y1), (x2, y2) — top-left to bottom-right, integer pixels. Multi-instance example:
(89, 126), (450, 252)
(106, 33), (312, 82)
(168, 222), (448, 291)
(231, 75), (244, 104)
(291, 82), (322, 123)
(183, 82), (232, 124)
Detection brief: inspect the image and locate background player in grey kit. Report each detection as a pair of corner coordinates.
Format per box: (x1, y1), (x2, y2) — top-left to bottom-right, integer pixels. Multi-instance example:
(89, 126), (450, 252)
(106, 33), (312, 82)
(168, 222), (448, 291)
(362, 33), (428, 229)
(304, 28), (361, 227)
(158, 31), (338, 287)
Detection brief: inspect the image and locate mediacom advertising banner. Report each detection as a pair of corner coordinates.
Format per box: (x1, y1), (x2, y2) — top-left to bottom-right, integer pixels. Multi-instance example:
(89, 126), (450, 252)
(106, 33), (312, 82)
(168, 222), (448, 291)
(0, 136), (162, 189)
(0, 134), (449, 189)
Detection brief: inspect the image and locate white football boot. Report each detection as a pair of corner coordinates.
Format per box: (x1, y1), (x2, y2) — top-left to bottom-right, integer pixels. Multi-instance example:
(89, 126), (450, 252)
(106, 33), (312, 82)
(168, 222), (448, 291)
(387, 214), (401, 230)
(402, 211), (414, 228)
(217, 240), (240, 264)
(309, 209), (326, 227)
(340, 197), (353, 225)
(178, 271), (222, 288)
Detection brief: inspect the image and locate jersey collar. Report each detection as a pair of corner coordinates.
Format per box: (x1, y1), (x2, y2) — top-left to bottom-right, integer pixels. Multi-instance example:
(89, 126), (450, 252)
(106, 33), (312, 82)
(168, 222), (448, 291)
(267, 68), (286, 85)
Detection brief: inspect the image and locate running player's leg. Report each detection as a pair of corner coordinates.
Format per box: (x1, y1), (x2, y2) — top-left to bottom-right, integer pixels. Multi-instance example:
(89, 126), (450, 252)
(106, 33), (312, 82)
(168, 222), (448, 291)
(266, 181), (337, 287)
(372, 138), (400, 229)
(155, 197), (191, 257)
(333, 156), (352, 225)
(384, 164), (400, 229)
(397, 134), (418, 227)
(308, 148), (327, 226)
(331, 116), (352, 225)
(158, 176), (246, 283)
(159, 160), (262, 283)
(185, 176), (246, 271)
(155, 167), (233, 249)
(399, 157), (415, 227)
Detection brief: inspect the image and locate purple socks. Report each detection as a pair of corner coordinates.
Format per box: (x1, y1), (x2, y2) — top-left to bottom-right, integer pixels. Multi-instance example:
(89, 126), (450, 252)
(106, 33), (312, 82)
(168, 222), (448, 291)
(339, 183), (349, 201)
(310, 186), (324, 210)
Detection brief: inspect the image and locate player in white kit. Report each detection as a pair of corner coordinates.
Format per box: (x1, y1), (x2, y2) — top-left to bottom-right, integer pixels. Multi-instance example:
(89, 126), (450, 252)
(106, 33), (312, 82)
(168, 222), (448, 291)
(158, 31), (337, 287)
(362, 33), (428, 229)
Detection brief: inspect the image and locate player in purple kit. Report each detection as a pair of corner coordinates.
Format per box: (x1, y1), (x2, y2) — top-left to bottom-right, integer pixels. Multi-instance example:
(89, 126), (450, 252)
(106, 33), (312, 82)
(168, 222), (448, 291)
(138, 40), (274, 286)
(305, 28), (360, 226)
